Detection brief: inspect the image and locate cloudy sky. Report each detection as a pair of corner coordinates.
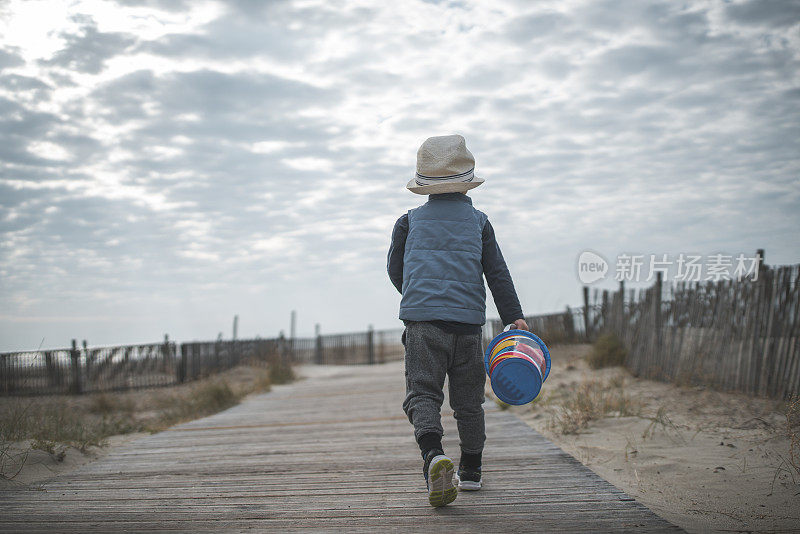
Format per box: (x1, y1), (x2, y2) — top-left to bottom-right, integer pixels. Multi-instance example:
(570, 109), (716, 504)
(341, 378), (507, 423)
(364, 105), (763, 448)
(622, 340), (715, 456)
(0, 0), (798, 351)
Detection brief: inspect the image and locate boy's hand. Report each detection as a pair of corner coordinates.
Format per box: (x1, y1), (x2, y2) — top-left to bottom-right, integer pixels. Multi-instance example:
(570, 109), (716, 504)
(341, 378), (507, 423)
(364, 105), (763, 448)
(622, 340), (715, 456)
(513, 318), (529, 331)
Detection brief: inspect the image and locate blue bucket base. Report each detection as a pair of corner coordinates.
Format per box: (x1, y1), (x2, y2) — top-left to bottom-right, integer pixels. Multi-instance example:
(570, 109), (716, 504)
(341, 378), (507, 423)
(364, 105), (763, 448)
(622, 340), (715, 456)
(490, 358), (542, 405)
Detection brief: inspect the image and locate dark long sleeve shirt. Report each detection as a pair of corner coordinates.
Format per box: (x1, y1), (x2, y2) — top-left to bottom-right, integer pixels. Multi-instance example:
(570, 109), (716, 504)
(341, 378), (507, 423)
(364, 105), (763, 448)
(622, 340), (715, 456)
(387, 213), (523, 333)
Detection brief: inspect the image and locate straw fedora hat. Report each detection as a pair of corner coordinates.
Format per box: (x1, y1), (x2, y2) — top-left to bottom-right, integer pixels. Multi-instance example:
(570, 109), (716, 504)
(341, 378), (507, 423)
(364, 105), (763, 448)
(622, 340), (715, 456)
(406, 134), (485, 195)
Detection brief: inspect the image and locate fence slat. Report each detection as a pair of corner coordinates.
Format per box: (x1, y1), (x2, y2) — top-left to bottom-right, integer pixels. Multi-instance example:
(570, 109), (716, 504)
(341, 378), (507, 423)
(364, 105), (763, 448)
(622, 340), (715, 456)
(592, 263), (799, 400)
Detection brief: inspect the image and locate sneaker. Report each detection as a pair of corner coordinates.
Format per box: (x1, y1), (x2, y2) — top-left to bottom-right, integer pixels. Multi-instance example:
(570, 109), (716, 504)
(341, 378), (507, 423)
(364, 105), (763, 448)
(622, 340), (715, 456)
(423, 449), (457, 507)
(455, 464), (482, 491)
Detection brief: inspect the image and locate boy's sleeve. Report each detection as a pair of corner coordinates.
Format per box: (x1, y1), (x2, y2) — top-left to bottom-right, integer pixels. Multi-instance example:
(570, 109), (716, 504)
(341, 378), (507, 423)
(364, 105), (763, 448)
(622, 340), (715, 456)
(482, 219), (524, 325)
(387, 214), (409, 294)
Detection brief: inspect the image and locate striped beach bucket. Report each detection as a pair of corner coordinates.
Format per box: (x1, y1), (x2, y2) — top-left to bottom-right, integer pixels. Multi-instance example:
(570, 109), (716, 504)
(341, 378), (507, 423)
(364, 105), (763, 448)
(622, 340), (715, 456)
(484, 326), (551, 405)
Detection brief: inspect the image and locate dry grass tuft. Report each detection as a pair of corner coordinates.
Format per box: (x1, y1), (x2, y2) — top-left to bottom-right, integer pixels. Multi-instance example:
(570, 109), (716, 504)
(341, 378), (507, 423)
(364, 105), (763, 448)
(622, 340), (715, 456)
(268, 359), (296, 385)
(587, 332), (627, 369)
(151, 380), (239, 431)
(641, 405), (684, 443)
(253, 370), (272, 393)
(0, 437), (28, 480)
(550, 377), (641, 434)
(0, 400), (141, 453)
(88, 394), (136, 415)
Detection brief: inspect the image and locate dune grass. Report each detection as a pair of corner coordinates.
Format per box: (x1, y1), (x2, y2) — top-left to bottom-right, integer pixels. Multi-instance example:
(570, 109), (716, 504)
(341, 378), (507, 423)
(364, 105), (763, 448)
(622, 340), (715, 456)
(587, 332), (627, 369)
(1, 400), (140, 452)
(550, 375), (642, 434)
(148, 379), (242, 431)
(268, 358), (296, 385)
(0, 362), (292, 479)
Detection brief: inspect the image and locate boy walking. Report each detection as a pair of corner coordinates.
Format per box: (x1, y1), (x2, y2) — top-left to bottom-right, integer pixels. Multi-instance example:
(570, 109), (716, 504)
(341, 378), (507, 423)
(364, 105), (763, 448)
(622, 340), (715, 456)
(387, 134), (528, 507)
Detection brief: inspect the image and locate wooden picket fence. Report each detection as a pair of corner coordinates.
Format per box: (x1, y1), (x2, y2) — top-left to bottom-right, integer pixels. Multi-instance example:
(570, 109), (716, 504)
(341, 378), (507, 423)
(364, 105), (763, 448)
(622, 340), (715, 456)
(3, 261), (798, 399)
(580, 263), (800, 400)
(0, 329), (406, 397)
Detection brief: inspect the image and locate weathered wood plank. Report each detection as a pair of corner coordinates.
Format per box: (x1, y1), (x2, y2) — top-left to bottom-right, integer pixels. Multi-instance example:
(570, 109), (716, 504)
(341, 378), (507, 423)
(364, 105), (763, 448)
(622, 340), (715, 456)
(0, 361), (682, 532)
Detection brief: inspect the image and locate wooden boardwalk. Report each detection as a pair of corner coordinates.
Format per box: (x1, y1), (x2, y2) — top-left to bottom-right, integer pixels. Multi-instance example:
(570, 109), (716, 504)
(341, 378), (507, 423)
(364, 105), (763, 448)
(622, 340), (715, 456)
(0, 362), (682, 532)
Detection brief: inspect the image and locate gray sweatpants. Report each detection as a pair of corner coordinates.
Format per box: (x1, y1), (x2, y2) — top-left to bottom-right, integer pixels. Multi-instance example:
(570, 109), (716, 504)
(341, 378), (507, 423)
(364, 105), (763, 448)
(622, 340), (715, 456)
(401, 321), (486, 454)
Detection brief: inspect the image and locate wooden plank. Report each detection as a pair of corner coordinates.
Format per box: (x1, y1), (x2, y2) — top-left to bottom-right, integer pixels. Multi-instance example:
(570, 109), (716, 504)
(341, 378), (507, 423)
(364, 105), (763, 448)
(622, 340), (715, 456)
(0, 361), (682, 532)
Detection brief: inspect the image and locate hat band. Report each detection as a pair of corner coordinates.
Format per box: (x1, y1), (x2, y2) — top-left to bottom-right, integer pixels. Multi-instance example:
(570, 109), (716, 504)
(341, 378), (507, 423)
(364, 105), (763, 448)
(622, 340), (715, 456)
(415, 167), (474, 186)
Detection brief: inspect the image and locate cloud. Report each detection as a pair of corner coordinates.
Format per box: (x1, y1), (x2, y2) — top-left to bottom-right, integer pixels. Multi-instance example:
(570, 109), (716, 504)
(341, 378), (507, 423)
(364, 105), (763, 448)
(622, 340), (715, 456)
(39, 14), (137, 74)
(725, 0), (800, 28)
(0, 73), (52, 104)
(504, 11), (572, 41)
(90, 68), (339, 127)
(0, 0), (798, 350)
(0, 97), (63, 167)
(134, 6), (314, 61)
(112, 0), (193, 11)
(0, 46), (24, 70)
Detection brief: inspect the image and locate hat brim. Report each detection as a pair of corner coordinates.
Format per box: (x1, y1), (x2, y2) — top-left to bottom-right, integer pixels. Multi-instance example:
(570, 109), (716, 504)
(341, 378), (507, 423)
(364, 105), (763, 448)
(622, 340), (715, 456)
(406, 176), (485, 195)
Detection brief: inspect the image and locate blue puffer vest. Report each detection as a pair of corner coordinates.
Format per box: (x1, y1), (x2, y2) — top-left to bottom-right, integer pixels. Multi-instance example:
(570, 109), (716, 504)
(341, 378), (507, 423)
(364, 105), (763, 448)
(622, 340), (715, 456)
(400, 193), (488, 325)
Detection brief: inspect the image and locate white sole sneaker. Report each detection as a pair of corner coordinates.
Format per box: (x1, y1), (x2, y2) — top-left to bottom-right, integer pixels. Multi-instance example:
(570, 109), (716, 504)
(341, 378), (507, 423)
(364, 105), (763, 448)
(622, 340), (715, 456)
(455, 471), (482, 491)
(427, 455), (457, 507)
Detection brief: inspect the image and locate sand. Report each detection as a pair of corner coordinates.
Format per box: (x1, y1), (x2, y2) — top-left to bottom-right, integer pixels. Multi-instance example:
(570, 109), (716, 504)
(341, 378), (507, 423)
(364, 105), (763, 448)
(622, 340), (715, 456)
(502, 344), (800, 533)
(0, 433), (148, 490)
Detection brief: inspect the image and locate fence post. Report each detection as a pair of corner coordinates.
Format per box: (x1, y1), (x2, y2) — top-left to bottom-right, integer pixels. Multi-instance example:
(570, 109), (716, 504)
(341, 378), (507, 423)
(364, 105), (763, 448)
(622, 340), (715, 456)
(0, 353), (10, 394)
(81, 339), (91, 381)
(289, 311), (296, 363)
(367, 325), (375, 365)
(70, 339), (83, 395)
(751, 249), (766, 394)
(177, 343), (187, 383)
(162, 334), (171, 371)
(654, 272), (663, 353)
(563, 306), (575, 342)
(755, 250), (778, 395)
(44, 351), (59, 389)
(315, 324), (322, 364)
(583, 286), (591, 341)
(214, 335), (221, 373)
(761, 265), (777, 395)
